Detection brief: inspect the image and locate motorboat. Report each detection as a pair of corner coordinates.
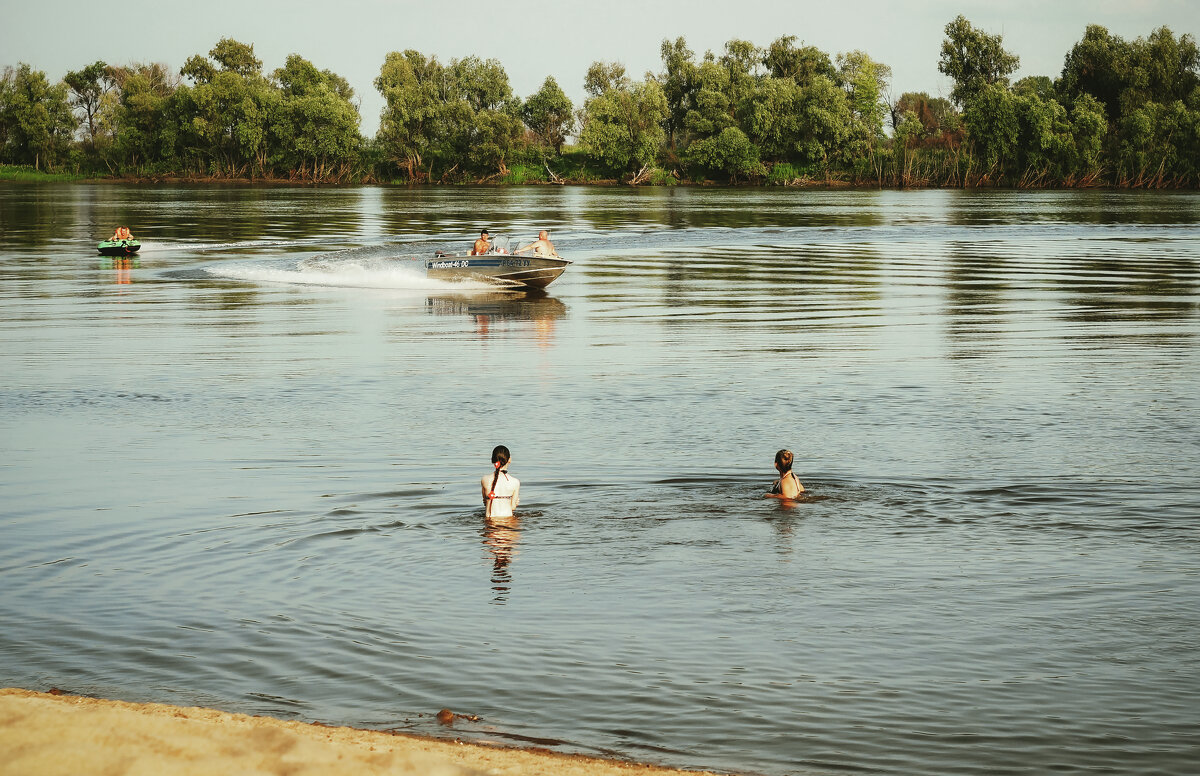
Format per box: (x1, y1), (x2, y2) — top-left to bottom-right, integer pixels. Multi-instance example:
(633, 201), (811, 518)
(426, 236), (569, 290)
(97, 239), (141, 256)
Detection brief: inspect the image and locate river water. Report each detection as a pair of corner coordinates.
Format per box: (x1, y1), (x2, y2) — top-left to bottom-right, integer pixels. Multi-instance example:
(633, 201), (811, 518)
(1, 183), (1198, 775)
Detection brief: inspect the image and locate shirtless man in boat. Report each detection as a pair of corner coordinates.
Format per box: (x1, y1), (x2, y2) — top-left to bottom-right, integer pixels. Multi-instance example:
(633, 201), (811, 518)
(471, 230), (491, 255)
(517, 230), (559, 257)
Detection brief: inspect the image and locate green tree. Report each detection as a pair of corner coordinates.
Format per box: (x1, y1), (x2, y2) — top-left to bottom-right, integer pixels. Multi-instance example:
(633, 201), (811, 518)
(375, 50), (444, 178)
(63, 61), (108, 150)
(1115, 98), (1200, 185)
(685, 125), (765, 181)
(272, 55), (362, 180)
(837, 50), (891, 164)
(719, 39), (761, 119)
(102, 62), (178, 172)
(0, 64), (76, 169)
(173, 40), (279, 176)
(762, 35), (835, 86)
(275, 54), (327, 98)
(742, 70), (853, 171)
(374, 49), (522, 179)
(450, 56), (515, 112)
(1013, 75), (1055, 101)
(1069, 94), (1108, 176)
(1059, 25), (1199, 123)
(180, 54), (216, 85)
(682, 56), (734, 140)
(209, 38), (263, 77)
(584, 61), (629, 97)
(522, 76), (574, 154)
(962, 82), (1019, 174)
(939, 15), (1020, 106)
(465, 106), (524, 173)
(890, 91), (960, 138)
(580, 72), (667, 172)
(659, 36), (696, 150)
(795, 74), (853, 168)
(741, 77), (802, 161)
(444, 56), (523, 175)
(1013, 90), (1074, 182)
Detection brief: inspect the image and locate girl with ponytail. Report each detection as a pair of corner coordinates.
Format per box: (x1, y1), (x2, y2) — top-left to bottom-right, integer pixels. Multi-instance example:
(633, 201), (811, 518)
(481, 445), (520, 518)
(765, 449), (804, 500)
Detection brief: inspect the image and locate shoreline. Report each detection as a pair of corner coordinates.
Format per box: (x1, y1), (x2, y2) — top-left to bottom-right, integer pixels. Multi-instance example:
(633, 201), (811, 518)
(0, 687), (729, 776)
(8, 175), (1191, 191)
(4, 165), (1194, 190)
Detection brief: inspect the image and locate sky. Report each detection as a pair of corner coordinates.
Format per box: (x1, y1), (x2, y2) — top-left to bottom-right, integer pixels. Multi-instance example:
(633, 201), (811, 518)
(4, 0), (1197, 135)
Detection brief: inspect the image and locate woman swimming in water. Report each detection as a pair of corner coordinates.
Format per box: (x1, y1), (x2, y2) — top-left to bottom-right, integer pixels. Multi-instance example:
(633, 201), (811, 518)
(481, 445), (520, 518)
(765, 449), (804, 500)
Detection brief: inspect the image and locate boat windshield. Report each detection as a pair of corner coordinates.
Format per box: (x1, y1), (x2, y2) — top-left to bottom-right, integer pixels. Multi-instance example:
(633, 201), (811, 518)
(488, 236), (513, 254)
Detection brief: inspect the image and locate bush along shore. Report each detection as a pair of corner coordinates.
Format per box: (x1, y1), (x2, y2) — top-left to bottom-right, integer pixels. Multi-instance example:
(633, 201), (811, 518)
(2, 17), (1198, 188)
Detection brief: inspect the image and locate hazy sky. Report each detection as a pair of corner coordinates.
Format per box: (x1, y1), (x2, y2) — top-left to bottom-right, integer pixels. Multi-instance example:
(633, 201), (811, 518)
(4, 0), (1196, 135)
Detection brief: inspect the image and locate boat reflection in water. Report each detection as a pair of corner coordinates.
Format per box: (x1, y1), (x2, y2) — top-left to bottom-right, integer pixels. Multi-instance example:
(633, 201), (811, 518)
(99, 255), (140, 285)
(425, 292), (567, 346)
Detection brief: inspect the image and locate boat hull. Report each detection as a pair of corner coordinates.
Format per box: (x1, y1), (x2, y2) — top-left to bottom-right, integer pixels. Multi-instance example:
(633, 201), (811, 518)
(425, 255), (570, 290)
(98, 240), (141, 256)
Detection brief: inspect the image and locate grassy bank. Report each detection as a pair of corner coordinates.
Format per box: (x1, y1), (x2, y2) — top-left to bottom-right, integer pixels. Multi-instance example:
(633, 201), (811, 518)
(0, 164), (91, 182)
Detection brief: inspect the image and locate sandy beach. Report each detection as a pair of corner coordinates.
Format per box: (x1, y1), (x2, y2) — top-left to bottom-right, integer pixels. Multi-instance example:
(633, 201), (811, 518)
(0, 688), (724, 776)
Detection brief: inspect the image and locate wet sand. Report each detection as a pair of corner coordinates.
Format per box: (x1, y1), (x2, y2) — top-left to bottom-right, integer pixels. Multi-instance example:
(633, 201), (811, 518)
(0, 688), (723, 776)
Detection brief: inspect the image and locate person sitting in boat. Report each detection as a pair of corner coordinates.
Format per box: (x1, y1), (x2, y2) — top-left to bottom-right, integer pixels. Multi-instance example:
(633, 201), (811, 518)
(470, 229), (490, 256)
(481, 445), (520, 518)
(110, 227), (134, 241)
(764, 449), (804, 501)
(517, 230), (559, 258)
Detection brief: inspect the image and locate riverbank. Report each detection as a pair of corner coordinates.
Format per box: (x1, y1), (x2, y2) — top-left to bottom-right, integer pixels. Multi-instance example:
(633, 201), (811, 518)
(0, 688), (726, 776)
(7, 162), (1191, 189)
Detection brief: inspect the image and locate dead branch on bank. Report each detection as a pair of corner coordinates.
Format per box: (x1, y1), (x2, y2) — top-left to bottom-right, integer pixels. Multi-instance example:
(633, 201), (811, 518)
(628, 164), (652, 185)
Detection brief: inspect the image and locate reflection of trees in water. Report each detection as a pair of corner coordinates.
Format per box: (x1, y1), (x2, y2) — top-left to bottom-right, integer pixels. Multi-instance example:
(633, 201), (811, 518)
(373, 187), (898, 238)
(579, 189), (893, 231)
(940, 190), (1200, 228)
(1053, 251), (1198, 331)
(939, 234), (1199, 357)
(481, 515), (520, 605)
(145, 186), (366, 243)
(940, 242), (1012, 360)
(375, 187), (575, 241)
(3, 183), (374, 254)
(179, 283), (324, 320)
(0, 183), (83, 246)
(643, 244), (884, 344)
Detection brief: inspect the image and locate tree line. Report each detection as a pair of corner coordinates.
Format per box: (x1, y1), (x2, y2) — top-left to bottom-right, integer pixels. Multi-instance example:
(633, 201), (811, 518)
(1, 18), (1197, 187)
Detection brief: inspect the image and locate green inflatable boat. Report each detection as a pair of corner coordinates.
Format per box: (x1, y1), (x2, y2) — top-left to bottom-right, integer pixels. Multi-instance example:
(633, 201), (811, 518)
(97, 239), (141, 256)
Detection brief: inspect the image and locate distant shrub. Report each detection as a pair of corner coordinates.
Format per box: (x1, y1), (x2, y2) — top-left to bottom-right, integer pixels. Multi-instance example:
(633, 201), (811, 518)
(649, 167), (679, 186)
(500, 163), (547, 184)
(767, 163), (801, 185)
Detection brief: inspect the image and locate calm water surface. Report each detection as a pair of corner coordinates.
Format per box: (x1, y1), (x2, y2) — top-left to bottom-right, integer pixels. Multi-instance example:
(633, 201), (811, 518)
(1, 183), (1198, 775)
